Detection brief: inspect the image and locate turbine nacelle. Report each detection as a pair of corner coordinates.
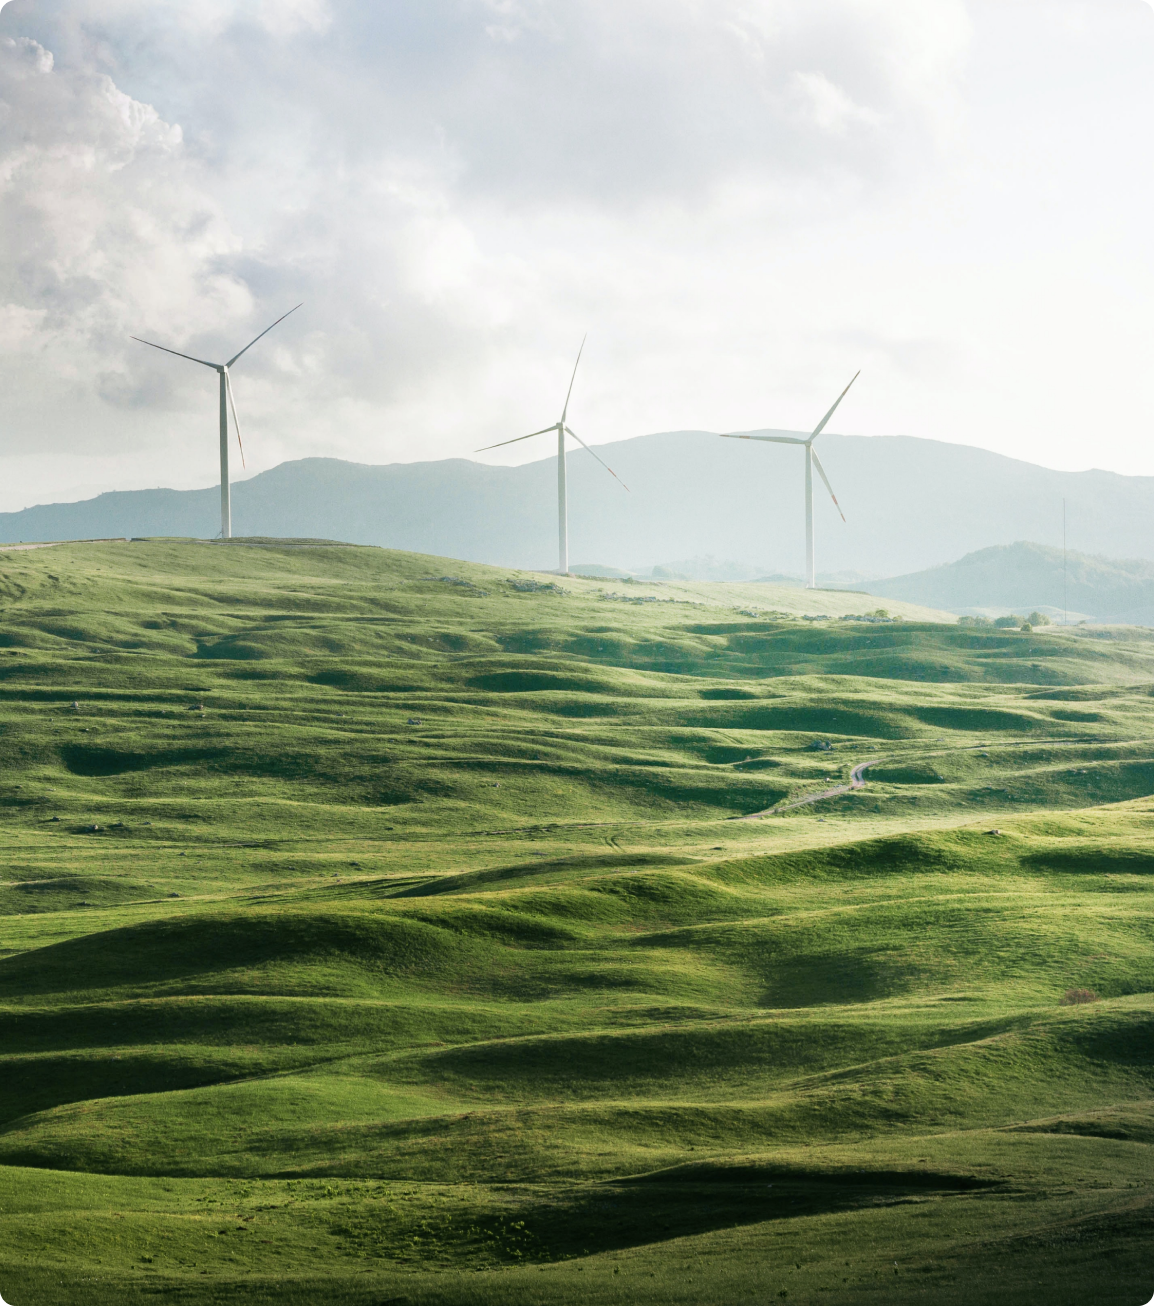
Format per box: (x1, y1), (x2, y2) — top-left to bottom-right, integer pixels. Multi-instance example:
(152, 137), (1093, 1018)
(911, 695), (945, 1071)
(717, 371), (860, 586)
(132, 304), (302, 539)
(474, 337), (629, 575)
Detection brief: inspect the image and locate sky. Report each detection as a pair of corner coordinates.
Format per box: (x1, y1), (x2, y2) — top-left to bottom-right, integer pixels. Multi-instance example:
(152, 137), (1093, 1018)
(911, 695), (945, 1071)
(0, 0), (1153, 513)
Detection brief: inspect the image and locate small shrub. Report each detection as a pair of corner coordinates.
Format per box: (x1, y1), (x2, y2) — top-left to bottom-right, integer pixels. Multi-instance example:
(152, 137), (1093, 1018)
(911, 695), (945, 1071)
(993, 615), (1026, 629)
(1028, 611), (1052, 626)
(1020, 623), (1032, 632)
(1059, 988), (1100, 1006)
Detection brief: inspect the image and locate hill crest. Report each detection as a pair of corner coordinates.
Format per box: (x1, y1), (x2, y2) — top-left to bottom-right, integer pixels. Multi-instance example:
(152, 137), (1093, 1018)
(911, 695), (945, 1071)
(3, 432), (1154, 578)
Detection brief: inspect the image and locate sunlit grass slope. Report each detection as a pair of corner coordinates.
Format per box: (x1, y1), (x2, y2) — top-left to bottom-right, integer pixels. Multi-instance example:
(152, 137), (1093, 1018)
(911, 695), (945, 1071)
(0, 538), (1151, 1305)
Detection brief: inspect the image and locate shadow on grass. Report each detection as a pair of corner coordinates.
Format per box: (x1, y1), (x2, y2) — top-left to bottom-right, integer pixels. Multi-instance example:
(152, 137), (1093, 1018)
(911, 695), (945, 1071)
(390, 852), (697, 898)
(331, 1163), (999, 1267)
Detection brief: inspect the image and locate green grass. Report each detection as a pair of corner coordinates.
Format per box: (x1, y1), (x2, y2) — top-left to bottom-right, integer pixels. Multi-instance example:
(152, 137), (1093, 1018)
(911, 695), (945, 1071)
(0, 538), (1151, 1304)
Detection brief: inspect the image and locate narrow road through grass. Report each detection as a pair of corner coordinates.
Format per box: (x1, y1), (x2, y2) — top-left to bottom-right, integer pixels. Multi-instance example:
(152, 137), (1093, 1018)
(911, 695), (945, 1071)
(744, 756), (883, 819)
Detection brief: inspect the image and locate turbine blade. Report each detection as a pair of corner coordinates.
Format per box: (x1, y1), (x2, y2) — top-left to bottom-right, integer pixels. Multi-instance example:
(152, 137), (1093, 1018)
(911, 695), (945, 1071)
(560, 334), (586, 425)
(224, 369), (246, 470)
(809, 370), (861, 442)
(225, 303), (303, 369)
(131, 337), (218, 369)
(564, 425), (629, 492)
(718, 432), (807, 444)
(811, 449), (846, 522)
(475, 425), (558, 453)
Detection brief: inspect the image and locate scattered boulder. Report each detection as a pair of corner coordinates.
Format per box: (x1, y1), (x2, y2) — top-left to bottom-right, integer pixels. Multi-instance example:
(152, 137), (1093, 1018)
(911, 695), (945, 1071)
(806, 740), (834, 752)
(509, 579), (566, 594)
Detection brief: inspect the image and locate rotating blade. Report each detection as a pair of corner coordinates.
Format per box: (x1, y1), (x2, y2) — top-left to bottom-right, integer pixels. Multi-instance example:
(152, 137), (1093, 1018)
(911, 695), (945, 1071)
(226, 304), (303, 369)
(564, 426), (629, 492)
(476, 424), (558, 453)
(811, 449), (845, 522)
(224, 369), (246, 469)
(131, 337), (218, 369)
(560, 335), (586, 425)
(809, 370), (860, 443)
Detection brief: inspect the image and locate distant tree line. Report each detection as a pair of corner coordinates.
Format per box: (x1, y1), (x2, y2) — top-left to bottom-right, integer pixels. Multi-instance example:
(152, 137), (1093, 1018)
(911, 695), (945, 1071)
(957, 612), (1051, 630)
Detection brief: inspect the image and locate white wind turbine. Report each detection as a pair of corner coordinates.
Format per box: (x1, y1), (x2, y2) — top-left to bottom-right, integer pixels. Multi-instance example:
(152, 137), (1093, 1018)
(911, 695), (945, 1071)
(132, 305), (302, 540)
(476, 337), (629, 575)
(720, 372), (860, 589)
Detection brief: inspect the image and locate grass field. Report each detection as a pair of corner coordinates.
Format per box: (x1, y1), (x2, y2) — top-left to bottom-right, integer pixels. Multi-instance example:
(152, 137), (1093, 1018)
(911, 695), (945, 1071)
(0, 538), (1151, 1305)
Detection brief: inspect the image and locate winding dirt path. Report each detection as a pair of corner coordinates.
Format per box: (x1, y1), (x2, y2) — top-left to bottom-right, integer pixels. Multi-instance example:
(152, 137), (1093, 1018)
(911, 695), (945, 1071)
(731, 733), (1131, 825)
(738, 757), (882, 820)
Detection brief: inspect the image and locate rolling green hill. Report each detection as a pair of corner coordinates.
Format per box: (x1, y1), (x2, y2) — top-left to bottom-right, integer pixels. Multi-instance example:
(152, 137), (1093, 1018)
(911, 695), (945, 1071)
(0, 538), (1152, 1306)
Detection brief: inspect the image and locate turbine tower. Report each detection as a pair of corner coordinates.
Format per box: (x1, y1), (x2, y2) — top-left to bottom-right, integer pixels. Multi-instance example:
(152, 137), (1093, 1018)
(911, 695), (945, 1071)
(720, 372), (860, 589)
(132, 305), (302, 540)
(476, 337), (628, 575)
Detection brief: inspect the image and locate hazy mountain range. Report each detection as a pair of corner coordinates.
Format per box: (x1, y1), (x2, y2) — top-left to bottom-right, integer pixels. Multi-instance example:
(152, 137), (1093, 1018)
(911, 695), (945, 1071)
(4, 430), (1154, 582)
(849, 542), (1154, 627)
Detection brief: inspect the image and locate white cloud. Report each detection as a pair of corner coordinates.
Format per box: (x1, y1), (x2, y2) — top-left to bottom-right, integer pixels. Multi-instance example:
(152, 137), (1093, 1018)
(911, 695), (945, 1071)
(254, 0), (332, 37)
(793, 70), (885, 135)
(1, 32), (51, 74)
(0, 31), (245, 426)
(0, 0), (1151, 516)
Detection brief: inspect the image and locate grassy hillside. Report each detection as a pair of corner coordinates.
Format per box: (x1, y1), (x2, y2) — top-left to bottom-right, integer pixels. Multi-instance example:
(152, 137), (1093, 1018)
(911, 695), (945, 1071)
(0, 539), (1152, 1306)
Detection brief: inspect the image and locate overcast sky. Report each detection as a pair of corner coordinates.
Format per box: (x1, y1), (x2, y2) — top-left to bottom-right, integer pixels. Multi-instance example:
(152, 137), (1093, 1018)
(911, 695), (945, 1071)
(0, 0), (1152, 512)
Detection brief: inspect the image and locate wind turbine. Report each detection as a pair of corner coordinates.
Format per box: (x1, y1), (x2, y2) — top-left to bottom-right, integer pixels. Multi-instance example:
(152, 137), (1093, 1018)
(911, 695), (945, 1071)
(131, 305), (302, 540)
(476, 337), (628, 575)
(720, 372), (860, 589)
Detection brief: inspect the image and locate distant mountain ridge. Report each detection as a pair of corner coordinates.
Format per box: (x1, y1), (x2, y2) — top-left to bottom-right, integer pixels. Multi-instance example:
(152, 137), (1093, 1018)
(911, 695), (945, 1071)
(4, 431), (1154, 577)
(851, 541), (1154, 625)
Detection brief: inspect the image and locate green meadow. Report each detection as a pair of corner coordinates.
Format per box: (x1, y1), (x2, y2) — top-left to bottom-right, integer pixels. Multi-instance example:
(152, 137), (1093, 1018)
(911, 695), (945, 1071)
(0, 538), (1151, 1305)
